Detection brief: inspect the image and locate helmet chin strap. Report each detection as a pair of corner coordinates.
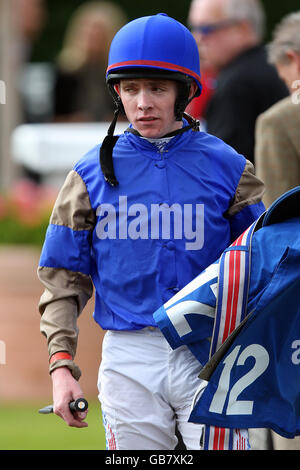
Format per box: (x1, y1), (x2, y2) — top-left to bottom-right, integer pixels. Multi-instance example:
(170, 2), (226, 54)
(99, 107), (199, 187)
(99, 107), (121, 187)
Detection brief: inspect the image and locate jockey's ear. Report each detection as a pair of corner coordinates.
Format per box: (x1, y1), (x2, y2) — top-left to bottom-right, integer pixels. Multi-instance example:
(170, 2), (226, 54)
(114, 83), (121, 97)
(189, 81), (198, 100)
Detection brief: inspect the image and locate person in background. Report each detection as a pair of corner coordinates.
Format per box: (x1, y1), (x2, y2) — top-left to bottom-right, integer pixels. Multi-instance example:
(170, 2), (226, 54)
(187, 0), (288, 165)
(53, 1), (127, 123)
(255, 12), (300, 210)
(15, 0), (47, 63)
(186, 0), (218, 123)
(14, 0), (48, 182)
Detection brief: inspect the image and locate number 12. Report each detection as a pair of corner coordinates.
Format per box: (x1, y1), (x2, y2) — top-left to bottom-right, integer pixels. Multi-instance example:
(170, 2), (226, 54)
(209, 344), (269, 416)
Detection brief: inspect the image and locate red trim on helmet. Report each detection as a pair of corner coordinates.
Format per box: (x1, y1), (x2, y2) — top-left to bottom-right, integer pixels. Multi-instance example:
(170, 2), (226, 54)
(107, 59), (201, 86)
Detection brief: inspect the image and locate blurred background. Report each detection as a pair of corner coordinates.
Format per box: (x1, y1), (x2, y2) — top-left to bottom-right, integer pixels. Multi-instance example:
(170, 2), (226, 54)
(0, 0), (299, 450)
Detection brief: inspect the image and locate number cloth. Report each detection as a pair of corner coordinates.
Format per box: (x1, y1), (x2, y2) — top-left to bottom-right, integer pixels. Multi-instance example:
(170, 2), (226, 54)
(154, 187), (300, 448)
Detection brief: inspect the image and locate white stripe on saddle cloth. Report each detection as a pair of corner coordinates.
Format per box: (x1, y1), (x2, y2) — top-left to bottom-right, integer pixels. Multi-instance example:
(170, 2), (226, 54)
(203, 223), (255, 450)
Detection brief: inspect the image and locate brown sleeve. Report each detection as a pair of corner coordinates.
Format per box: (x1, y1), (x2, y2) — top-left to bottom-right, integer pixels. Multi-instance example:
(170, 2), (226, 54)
(226, 160), (265, 218)
(38, 170), (96, 380)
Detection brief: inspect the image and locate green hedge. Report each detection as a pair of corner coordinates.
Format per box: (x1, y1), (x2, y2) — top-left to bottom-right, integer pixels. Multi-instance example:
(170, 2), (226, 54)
(0, 216), (49, 247)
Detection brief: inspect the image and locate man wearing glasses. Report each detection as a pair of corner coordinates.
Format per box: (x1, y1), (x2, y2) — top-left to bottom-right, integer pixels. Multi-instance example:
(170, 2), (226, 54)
(188, 0), (288, 166)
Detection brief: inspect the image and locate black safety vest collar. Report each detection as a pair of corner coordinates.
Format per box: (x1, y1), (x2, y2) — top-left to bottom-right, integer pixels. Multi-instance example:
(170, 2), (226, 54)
(99, 112), (200, 187)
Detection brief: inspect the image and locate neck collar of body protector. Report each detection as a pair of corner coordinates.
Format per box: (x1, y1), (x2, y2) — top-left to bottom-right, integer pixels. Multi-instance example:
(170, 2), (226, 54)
(99, 112), (200, 187)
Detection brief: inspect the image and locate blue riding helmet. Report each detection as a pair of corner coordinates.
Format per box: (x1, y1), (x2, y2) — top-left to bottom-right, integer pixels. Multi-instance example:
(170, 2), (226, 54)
(100, 14), (202, 187)
(106, 13), (202, 119)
